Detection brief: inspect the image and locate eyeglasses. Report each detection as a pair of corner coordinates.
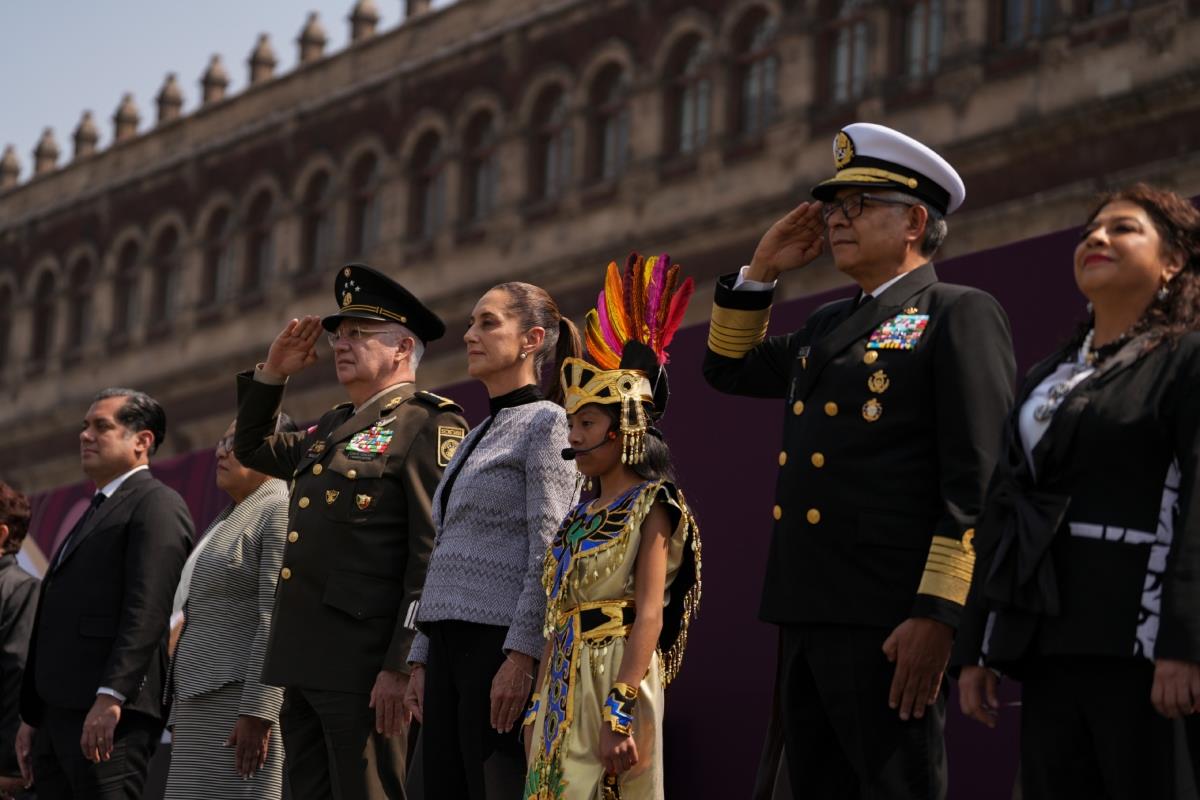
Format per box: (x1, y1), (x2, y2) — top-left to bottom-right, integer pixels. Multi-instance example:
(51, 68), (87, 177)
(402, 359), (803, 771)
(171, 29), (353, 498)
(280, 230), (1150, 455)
(821, 193), (916, 222)
(215, 434), (235, 454)
(325, 327), (398, 347)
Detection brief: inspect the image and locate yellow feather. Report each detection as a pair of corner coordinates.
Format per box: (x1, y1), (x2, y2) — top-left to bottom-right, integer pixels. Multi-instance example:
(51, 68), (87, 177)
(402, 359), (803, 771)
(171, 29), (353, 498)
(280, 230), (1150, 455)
(603, 261), (629, 344)
(584, 310), (620, 370)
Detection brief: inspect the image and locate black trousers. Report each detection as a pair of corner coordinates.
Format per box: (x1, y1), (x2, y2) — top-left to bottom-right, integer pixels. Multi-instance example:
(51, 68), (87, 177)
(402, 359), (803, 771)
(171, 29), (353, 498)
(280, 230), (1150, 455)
(31, 706), (160, 800)
(280, 686), (407, 800)
(779, 624), (947, 800)
(420, 621), (528, 800)
(1020, 656), (1199, 800)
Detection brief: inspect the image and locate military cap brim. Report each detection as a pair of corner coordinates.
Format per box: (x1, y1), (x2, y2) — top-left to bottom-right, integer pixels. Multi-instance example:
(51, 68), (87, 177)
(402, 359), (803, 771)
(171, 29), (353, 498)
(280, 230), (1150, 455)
(811, 122), (965, 215)
(321, 263), (446, 343)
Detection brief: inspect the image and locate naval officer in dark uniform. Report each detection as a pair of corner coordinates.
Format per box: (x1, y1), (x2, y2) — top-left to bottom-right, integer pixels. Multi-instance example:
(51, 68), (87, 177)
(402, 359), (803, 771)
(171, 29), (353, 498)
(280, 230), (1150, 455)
(234, 264), (468, 800)
(703, 123), (1016, 798)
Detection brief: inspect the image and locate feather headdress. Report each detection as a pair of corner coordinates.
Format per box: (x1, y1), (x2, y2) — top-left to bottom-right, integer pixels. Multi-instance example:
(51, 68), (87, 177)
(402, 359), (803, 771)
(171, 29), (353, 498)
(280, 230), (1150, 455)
(584, 252), (695, 372)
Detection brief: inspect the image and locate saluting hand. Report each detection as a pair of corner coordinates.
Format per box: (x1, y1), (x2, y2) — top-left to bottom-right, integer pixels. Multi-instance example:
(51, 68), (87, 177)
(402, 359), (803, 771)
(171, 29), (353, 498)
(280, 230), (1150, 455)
(264, 316), (323, 379)
(746, 201), (826, 283)
(882, 617), (953, 721)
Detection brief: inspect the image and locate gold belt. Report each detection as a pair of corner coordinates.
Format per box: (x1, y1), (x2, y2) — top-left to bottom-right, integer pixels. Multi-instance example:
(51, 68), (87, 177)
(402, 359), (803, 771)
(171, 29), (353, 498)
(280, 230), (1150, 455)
(558, 599), (636, 641)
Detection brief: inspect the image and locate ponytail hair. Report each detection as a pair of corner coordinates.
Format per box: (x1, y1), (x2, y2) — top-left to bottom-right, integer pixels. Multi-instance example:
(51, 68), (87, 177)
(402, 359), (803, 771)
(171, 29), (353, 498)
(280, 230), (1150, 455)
(492, 282), (583, 405)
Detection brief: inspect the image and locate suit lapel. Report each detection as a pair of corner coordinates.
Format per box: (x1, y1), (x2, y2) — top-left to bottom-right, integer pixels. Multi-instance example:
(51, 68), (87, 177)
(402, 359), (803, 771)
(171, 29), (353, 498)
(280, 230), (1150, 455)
(800, 264), (938, 400)
(54, 470), (151, 571)
(1028, 333), (1160, 480)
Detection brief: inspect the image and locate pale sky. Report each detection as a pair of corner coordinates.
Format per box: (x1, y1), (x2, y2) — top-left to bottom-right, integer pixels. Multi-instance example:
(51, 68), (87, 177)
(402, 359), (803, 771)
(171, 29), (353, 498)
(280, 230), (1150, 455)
(0, 1), (453, 179)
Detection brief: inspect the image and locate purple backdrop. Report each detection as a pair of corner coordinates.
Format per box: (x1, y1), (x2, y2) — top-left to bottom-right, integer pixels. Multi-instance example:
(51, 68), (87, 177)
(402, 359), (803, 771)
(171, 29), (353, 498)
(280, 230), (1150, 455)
(28, 223), (1086, 798)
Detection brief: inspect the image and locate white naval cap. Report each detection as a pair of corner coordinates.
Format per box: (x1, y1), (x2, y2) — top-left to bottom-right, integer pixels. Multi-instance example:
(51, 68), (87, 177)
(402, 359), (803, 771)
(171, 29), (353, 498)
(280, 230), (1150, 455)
(811, 122), (966, 215)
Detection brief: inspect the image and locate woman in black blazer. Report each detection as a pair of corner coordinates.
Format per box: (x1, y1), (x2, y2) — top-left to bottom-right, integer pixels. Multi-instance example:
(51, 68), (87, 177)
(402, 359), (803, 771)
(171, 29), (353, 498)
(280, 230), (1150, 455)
(955, 184), (1200, 798)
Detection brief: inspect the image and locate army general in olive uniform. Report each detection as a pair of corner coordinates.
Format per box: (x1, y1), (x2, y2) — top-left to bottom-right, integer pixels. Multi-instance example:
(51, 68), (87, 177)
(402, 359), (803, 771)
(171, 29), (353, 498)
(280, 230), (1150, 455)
(704, 125), (1016, 798)
(234, 264), (467, 800)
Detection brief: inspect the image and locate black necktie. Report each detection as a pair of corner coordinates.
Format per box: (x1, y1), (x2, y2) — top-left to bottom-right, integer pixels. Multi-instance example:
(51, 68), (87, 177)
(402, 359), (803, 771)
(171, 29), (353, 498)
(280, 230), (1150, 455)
(53, 492), (105, 568)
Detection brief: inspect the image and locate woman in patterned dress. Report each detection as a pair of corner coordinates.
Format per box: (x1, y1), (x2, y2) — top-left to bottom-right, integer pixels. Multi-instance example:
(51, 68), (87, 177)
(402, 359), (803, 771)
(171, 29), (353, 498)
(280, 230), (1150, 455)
(523, 254), (701, 800)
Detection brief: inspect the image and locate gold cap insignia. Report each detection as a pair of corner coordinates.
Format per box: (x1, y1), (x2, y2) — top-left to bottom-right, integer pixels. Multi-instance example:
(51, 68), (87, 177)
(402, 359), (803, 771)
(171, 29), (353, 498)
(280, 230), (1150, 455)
(867, 370), (890, 394)
(326, 490), (339, 505)
(342, 292), (352, 307)
(834, 130), (855, 169)
(356, 494), (372, 510)
(862, 398), (883, 422)
(343, 267), (352, 278)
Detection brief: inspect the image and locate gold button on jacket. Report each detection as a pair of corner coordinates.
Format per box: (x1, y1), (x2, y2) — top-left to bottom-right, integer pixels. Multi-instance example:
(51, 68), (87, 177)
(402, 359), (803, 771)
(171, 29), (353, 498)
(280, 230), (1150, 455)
(806, 508), (821, 525)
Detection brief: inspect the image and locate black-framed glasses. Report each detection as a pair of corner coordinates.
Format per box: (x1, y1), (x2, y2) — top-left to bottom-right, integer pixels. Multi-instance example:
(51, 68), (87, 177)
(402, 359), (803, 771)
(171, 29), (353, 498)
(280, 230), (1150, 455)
(325, 326), (398, 347)
(821, 193), (916, 222)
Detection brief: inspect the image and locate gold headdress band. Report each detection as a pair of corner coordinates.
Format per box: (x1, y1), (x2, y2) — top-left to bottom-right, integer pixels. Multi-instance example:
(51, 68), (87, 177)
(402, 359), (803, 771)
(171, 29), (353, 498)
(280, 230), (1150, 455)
(561, 357), (654, 465)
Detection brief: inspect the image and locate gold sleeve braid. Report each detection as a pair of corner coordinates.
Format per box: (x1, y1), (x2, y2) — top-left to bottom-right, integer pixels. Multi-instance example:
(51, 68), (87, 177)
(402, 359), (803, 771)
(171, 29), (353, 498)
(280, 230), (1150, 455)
(916, 530), (976, 606)
(707, 304), (772, 358)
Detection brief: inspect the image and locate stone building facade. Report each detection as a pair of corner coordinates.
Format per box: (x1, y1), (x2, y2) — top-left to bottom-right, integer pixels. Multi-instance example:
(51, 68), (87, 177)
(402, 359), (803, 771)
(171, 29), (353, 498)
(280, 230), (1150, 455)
(2, 0), (1199, 493)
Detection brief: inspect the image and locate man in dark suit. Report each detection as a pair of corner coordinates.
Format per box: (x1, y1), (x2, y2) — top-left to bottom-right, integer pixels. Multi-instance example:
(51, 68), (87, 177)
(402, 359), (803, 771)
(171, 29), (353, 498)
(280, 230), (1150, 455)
(14, 389), (193, 800)
(703, 123), (1016, 798)
(234, 264), (467, 800)
(0, 481), (37, 800)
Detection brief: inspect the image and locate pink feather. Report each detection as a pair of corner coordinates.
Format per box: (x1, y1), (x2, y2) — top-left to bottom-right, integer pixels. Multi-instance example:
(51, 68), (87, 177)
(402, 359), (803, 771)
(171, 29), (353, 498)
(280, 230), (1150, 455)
(645, 255), (669, 351)
(596, 290), (621, 355)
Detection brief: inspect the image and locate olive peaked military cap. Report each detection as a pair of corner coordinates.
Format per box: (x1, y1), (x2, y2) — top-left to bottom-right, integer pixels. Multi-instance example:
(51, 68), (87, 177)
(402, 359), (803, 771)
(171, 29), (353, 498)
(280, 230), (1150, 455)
(812, 122), (965, 215)
(321, 263), (446, 343)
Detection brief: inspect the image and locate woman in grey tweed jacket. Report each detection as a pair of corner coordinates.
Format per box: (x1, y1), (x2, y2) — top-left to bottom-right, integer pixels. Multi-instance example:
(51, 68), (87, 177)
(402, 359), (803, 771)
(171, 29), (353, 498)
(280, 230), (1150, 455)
(164, 418), (295, 800)
(404, 282), (581, 799)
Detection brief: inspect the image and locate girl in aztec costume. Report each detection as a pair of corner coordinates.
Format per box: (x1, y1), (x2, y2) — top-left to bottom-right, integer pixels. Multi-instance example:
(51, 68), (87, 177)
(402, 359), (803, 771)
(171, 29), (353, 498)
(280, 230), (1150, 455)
(523, 253), (702, 800)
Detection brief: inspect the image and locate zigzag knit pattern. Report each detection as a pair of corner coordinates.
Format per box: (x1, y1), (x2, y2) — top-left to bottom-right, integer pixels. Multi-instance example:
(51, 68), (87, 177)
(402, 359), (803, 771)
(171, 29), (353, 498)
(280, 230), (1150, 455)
(409, 401), (577, 662)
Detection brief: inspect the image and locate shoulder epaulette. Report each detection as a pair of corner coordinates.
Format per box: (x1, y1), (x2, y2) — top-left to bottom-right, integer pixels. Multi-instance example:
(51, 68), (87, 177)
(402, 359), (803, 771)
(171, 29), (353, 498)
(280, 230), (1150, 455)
(414, 390), (463, 413)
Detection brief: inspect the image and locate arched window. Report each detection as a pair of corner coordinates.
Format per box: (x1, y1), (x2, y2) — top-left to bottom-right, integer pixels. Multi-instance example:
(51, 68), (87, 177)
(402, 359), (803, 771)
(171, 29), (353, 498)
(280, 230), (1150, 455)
(301, 172), (335, 274)
(0, 284), (12, 368)
(529, 85), (573, 202)
(65, 256), (94, 353)
(148, 229), (181, 327)
(112, 242), (141, 338)
(29, 272), (57, 365)
(733, 11), (778, 139)
(462, 112), (498, 224)
(349, 155), (382, 256)
(0, 284), (12, 373)
(201, 208), (235, 306)
(666, 35), (712, 155)
(245, 192), (274, 292)
(588, 63), (631, 183)
(828, 0), (870, 104)
(902, 0), (944, 80)
(409, 132), (446, 241)
(1000, 0), (1051, 44)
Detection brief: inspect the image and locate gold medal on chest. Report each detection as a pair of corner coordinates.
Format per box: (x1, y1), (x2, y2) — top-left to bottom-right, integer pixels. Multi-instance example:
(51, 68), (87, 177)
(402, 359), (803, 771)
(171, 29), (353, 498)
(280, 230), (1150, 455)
(326, 490), (339, 505)
(862, 398), (883, 423)
(867, 369), (890, 394)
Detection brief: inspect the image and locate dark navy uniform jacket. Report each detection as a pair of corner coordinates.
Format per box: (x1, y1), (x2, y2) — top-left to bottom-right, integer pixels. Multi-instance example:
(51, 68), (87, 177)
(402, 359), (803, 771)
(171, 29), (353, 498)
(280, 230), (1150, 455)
(703, 263), (1015, 631)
